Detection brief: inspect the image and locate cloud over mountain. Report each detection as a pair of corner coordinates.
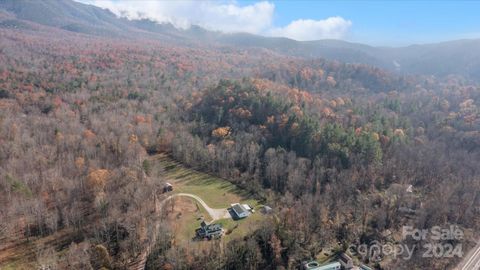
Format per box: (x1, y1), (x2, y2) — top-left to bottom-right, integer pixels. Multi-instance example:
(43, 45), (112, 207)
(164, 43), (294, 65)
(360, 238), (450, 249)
(79, 0), (351, 41)
(268, 17), (352, 41)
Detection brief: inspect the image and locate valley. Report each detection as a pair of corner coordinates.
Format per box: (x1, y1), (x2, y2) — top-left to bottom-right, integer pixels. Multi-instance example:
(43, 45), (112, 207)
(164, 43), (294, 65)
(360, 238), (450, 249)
(0, 1), (479, 269)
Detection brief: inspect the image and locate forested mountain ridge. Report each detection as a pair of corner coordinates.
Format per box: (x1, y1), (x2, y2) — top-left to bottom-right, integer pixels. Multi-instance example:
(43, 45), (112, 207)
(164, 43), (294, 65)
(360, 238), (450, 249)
(0, 1), (479, 269)
(2, 0), (480, 79)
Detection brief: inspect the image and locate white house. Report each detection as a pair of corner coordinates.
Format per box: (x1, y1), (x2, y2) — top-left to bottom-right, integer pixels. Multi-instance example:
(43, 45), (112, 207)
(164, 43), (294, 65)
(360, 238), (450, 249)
(231, 203), (251, 219)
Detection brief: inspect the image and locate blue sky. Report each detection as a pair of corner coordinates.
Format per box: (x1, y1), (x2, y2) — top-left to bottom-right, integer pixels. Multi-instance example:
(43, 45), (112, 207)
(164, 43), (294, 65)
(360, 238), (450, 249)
(270, 1), (480, 45)
(81, 0), (480, 46)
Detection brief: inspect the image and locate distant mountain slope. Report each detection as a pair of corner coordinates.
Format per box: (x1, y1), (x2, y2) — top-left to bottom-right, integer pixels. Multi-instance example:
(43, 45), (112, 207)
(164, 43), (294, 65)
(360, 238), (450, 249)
(0, 0), (122, 33)
(0, 0), (189, 40)
(214, 33), (480, 78)
(389, 39), (480, 77)
(214, 33), (387, 68)
(1, 0), (480, 80)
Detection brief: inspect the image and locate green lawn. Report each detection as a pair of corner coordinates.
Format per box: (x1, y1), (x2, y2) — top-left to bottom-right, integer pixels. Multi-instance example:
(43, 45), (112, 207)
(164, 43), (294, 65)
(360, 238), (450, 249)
(1, 262), (23, 270)
(171, 197), (211, 244)
(220, 211), (264, 241)
(150, 154), (266, 244)
(151, 154), (256, 209)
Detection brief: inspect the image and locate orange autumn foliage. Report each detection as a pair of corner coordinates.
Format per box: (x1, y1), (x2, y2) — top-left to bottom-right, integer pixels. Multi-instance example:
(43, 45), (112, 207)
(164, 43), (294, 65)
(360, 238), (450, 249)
(129, 134), (138, 143)
(326, 76), (337, 87)
(134, 115), (146, 124)
(394, 129), (405, 137)
(83, 129), (96, 139)
(75, 157), (85, 170)
(212, 127), (231, 138)
(87, 169), (110, 192)
(230, 107), (252, 119)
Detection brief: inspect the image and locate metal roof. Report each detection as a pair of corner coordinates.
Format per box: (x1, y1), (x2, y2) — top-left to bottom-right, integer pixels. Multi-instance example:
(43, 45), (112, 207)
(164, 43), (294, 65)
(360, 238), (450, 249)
(315, 262), (341, 270)
(232, 203), (247, 215)
(303, 261), (341, 270)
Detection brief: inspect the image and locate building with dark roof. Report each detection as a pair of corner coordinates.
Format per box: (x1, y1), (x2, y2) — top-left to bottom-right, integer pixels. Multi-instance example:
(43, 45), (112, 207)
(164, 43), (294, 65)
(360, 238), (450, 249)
(230, 203), (251, 219)
(195, 221), (223, 239)
(339, 253), (354, 269)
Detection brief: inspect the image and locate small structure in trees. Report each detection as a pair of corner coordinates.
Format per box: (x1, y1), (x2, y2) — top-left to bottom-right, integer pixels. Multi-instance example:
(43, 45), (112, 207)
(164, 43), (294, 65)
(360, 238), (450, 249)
(259, 205), (273, 215)
(163, 182), (173, 193)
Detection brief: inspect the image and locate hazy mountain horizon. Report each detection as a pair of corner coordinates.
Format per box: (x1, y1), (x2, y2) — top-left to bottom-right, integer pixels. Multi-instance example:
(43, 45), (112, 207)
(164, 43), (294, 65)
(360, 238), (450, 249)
(2, 0), (480, 80)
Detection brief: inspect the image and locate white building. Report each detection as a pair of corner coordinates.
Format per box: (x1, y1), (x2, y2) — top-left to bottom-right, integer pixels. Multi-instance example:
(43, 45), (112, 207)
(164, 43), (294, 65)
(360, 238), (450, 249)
(231, 203), (251, 219)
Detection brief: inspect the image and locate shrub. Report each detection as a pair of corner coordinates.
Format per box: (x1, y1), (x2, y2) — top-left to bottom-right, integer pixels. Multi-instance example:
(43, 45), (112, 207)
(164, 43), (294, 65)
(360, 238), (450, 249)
(0, 89), (9, 99)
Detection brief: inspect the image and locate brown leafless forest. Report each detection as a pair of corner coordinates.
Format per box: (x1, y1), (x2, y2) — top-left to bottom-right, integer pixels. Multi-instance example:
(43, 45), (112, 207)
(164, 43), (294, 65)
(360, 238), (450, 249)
(0, 4), (480, 270)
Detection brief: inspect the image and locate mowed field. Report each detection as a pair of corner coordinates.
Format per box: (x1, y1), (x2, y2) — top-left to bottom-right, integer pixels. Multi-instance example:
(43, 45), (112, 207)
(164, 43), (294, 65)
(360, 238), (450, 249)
(150, 154), (266, 244)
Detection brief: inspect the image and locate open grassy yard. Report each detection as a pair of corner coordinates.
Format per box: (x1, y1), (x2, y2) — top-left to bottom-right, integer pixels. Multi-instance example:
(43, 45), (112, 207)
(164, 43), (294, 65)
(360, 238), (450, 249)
(165, 197), (211, 245)
(167, 198), (266, 245)
(150, 154), (258, 209)
(150, 154), (266, 244)
(219, 210), (265, 241)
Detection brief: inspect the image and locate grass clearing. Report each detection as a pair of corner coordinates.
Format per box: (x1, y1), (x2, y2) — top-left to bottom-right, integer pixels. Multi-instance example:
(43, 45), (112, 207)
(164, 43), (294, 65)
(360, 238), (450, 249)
(150, 154), (266, 244)
(166, 197), (211, 245)
(220, 211), (265, 241)
(151, 154), (256, 209)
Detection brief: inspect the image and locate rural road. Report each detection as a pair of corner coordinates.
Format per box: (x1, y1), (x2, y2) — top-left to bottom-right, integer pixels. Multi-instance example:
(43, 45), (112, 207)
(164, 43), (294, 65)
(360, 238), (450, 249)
(457, 240), (480, 270)
(161, 193), (232, 221)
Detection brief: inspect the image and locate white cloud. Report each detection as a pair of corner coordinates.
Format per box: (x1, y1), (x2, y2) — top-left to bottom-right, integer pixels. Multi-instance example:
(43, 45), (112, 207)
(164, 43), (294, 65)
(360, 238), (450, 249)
(81, 0), (274, 34)
(269, 17), (352, 41)
(78, 1), (352, 41)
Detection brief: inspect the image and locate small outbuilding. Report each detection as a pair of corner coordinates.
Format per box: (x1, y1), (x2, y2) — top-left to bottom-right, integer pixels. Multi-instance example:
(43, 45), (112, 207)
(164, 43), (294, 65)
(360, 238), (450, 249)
(260, 205), (273, 214)
(163, 182), (173, 193)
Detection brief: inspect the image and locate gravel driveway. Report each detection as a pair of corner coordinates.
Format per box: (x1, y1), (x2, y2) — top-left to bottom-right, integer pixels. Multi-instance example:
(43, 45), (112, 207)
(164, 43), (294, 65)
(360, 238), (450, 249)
(162, 193), (231, 220)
